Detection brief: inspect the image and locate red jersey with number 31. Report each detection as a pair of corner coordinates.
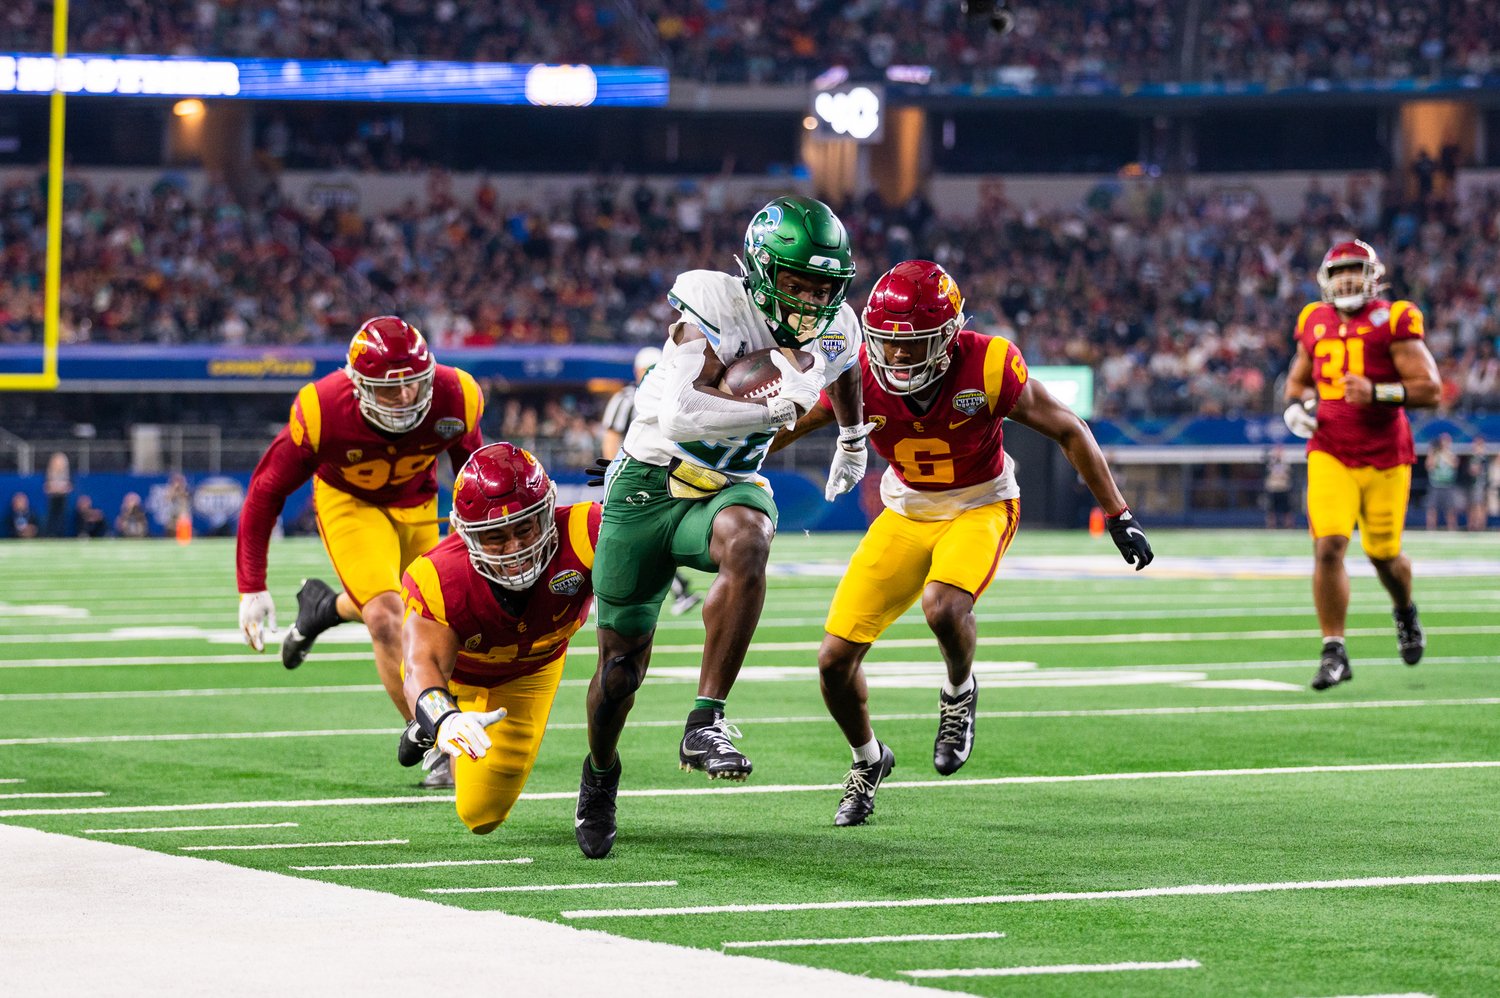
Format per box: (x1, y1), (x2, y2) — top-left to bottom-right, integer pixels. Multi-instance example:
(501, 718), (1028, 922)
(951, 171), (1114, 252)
(402, 502), (601, 688)
(1293, 298), (1422, 469)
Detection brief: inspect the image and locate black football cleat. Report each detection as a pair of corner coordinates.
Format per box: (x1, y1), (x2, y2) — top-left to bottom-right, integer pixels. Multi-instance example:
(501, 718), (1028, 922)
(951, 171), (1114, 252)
(397, 719), (433, 768)
(1310, 641), (1352, 691)
(1394, 603), (1425, 665)
(281, 578), (339, 670)
(934, 678), (978, 776)
(834, 742), (896, 827)
(679, 708), (752, 781)
(421, 754), (455, 789)
(575, 754), (621, 859)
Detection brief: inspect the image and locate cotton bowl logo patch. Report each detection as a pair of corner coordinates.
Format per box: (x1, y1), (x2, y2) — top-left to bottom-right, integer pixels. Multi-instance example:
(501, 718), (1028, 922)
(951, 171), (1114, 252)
(748, 204), (782, 246)
(952, 389), (986, 416)
(435, 416), (465, 440)
(549, 569), (584, 597)
(819, 329), (847, 361)
(464, 634), (482, 651)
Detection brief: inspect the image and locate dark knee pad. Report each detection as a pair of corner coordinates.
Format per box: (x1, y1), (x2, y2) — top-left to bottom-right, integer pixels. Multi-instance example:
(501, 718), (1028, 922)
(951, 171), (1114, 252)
(593, 650), (645, 729)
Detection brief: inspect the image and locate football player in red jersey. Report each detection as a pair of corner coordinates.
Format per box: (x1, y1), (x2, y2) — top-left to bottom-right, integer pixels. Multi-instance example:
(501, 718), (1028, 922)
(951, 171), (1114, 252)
(773, 261), (1151, 825)
(1283, 241), (1441, 690)
(399, 443), (600, 834)
(236, 316), (484, 785)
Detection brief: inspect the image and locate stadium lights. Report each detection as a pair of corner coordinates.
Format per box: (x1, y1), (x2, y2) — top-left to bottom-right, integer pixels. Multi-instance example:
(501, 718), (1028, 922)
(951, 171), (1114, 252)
(802, 115), (818, 130)
(812, 65), (850, 91)
(173, 98), (205, 116)
(0, 55), (240, 95)
(885, 65), (934, 85)
(813, 86), (882, 141)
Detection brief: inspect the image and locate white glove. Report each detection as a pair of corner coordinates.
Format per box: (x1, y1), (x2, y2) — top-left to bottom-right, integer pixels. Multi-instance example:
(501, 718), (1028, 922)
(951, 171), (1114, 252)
(239, 591), (277, 651)
(769, 350), (826, 420)
(1283, 399), (1318, 440)
(824, 422), (878, 500)
(422, 707), (508, 767)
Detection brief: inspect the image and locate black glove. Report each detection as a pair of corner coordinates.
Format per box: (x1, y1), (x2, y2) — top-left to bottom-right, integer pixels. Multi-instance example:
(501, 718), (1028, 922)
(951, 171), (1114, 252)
(586, 457), (613, 487)
(1106, 507), (1153, 571)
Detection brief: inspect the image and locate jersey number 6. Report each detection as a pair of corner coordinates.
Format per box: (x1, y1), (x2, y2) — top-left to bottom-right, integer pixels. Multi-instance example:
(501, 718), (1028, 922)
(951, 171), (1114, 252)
(892, 438), (955, 484)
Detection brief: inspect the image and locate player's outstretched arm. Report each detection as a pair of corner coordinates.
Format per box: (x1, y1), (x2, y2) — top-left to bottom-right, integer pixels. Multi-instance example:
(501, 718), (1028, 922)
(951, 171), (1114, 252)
(822, 364), (875, 499)
(235, 427), (319, 650)
(1282, 344), (1320, 439)
(1009, 377), (1153, 569)
(402, 610), (504, 764)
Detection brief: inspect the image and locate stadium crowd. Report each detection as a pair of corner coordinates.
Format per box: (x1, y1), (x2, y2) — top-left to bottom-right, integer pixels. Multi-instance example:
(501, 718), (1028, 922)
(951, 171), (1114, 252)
(2, 170), (1498, 419)
(3, 1), (1498, 87)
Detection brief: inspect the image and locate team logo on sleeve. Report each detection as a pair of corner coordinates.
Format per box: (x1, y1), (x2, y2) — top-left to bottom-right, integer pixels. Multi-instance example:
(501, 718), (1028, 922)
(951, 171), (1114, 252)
(464, 634), (482, 651)
(435, 416), (465, 439)
(346, 449), (363, 462)
(549, 569), (585, 596)
(1369, 307), (1390, 328)
(952, 389), (987, 416)
(819, 329), (847, 361)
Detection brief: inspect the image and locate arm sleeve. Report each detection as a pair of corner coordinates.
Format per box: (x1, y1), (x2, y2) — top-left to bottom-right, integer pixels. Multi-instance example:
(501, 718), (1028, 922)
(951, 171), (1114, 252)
(235, 426), (320, 593)
(656, 338), (781, 442)
(1391, 301), (1425, 341)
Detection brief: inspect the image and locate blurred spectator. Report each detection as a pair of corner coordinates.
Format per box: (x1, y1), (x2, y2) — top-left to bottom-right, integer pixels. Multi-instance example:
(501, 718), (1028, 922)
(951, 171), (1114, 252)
(115, 492), (150, 538)
(73, 495), (108, 538)
(43, 452), (72, 537)
(163, 474), (193, 531)
(1424, 434), (1460, 531)
(1466, 437), (1492, 532)
(1263, 445), (1294, 529)
(8, 492), (40, 538)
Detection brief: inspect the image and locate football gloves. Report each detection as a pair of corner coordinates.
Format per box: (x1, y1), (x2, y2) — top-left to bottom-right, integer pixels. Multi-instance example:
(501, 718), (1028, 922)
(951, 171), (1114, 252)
(769, 350), (826, 423)
(824, 421), (879, 501)
(1283, 398), (1318, 439)
(422, 707), (509, 769)
(585, 457), (613, 487)
(1105, 508), (1154, 571)
(238, 591), (277, 651)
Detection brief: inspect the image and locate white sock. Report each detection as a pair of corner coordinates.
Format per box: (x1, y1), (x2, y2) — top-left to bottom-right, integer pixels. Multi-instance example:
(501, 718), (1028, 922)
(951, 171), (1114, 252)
(1323, 635), (1345, 646)
(851, 737), (881, 764)
(942, 673), (976, 697)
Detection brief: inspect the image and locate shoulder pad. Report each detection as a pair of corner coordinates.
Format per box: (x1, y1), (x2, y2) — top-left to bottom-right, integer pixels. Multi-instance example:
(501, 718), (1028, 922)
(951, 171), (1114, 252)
(667, 271), (745, 340)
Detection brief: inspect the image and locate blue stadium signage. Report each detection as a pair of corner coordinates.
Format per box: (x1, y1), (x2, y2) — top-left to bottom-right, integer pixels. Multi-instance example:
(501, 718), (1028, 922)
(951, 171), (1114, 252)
(0, 54), (668, 106)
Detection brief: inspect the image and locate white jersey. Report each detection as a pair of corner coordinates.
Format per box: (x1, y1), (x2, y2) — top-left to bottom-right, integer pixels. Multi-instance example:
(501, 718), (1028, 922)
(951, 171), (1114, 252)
(624, 270), (862, 480)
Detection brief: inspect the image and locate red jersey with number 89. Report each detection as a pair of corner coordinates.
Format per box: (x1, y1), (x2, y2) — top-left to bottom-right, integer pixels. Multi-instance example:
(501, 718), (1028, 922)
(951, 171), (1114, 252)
(858, 329), (1027, 491)
(1293, 298), (1422, 469)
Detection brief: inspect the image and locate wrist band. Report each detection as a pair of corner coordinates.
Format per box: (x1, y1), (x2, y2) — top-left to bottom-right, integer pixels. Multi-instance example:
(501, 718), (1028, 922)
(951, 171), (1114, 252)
(1373, 382), (1406, 405)
(767, 396), (798, 428)
(836, 424), (869, 451)
(415, 686), (459, 739)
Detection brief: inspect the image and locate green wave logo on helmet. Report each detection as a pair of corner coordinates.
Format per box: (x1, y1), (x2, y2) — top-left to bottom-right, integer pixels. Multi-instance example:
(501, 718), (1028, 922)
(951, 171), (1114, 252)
(739, 195), (855, 348)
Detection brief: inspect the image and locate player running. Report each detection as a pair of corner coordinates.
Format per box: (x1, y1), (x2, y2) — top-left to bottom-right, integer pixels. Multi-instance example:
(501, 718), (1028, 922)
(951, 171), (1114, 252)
(236, 316), (484, 787)
(398, 443), (598, 833)
(1282, 240), (1441, 690)
(600, 345), (701, 615)
(573, 195), (869, 859)
(772, 261), (1153, 826)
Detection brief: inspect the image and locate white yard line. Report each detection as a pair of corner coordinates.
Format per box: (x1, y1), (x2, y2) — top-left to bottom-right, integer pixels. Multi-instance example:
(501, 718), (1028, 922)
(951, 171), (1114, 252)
(0, 685), (386, 701)
(291, 858), (532, 871)
(724, 931), (1005, 949)
(86, 822), (298, 833)
(901, 958), (1201, 978)
(6, 760), (1496, 818)
(561, 874), (1500, 919)
(0, 728), (404, 746)
(0, 652), (374, 669)
(1286, 994), (1434, 998)
(424, 880), (677, 894)
(0, 791), (107, 800)
(180, 839), (408, 852)
(0, 778), (23, 784)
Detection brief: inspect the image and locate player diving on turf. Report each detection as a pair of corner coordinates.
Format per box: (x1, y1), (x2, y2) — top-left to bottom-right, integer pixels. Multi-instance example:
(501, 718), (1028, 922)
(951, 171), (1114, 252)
(772, 261), (1154, 826)
(1282, 240), (1440, 690)
(573, 196), (870, 859)
(235, 316), (484, 788)
(398, 444), (599, 833)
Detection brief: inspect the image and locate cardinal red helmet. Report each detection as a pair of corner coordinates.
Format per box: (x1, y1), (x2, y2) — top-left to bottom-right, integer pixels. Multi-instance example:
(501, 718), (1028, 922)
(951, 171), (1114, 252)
(1317, 240), (1385, 312)
(346, 316), (436, 433)
(861, 260), (965, 396)
(450, 443), (558, 591)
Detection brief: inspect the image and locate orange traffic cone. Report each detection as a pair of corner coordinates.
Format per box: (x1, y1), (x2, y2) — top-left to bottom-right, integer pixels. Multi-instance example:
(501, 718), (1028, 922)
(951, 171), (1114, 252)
(176, 514), (193, 545)
(1088, 507), (1105, 537)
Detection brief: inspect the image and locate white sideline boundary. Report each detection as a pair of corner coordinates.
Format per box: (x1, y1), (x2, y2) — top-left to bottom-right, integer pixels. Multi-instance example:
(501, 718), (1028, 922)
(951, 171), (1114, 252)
(4, 698), (1498, 747)
(86, 822), (299, 834)
(424, 880), (678, 895)
(0, 791), (106, 800)
(180, 838), (407, 852)
(291, 858), (532, 871)
(560, 874), (1500, 919)
(5, 760), (1496, 818)
(0, 652), (375, 669)
(0, 824), (919, 998)
(902, 958), (1200, 978)
(724, 931), (1004, 949)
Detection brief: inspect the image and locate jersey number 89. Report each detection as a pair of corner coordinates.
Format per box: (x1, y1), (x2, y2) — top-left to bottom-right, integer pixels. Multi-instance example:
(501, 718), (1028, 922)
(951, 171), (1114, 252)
(341, 454), (435, 490)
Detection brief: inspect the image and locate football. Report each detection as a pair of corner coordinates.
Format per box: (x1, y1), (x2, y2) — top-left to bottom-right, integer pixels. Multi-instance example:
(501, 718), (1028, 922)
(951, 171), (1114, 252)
(719, 347), (816, 400)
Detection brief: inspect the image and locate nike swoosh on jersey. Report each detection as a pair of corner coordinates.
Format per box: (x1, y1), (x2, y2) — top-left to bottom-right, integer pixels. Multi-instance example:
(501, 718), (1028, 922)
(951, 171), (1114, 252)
(553, 607), (572, 620)
(949, 417), (973, 429)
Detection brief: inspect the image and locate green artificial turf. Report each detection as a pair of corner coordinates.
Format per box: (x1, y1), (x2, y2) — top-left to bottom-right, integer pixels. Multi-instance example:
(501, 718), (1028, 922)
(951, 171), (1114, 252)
(1, 529), (1497, 997)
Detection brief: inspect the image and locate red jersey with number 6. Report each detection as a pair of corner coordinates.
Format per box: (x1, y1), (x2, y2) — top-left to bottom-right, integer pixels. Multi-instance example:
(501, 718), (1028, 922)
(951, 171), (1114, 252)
(402, 502), (601, 688)
(1293, 298), (1422, 469)
(859, 329), (1028, 490)
(234, 365), (484, 593)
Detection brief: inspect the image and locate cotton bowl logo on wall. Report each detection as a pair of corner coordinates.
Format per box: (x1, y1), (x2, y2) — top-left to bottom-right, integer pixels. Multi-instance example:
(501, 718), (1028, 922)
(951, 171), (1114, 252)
(192, 476), (246, 528)
(812, 85), (883, 142)
(525, 65), (598, 106)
